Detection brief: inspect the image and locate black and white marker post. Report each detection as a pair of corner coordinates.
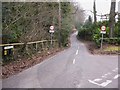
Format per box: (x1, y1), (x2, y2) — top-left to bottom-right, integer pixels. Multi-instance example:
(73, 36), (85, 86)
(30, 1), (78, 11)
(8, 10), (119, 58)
(100, 26), (106, 50)
(49, 26), (55, 48)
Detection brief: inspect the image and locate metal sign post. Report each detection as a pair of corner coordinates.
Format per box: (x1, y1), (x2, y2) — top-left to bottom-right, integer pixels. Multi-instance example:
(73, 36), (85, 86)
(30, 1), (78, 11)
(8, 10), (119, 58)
(3, 46), (14, 60)
(101, 33), (104, 50)
(100, 26), (106, 50)
(50, 33), (53, 46)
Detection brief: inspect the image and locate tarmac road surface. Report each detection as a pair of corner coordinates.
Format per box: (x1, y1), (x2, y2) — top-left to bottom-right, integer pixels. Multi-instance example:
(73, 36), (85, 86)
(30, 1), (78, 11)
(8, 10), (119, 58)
(2, 32), (119, 88)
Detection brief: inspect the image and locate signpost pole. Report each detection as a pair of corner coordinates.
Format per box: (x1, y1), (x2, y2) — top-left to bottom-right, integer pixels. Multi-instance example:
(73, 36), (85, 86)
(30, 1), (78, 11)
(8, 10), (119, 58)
(100, 26), (106, 50)
(51, 33), (53, 48)
(49, 25), (54, 48)
(118, 1), (120, 21)
(101, 33), (104, 50)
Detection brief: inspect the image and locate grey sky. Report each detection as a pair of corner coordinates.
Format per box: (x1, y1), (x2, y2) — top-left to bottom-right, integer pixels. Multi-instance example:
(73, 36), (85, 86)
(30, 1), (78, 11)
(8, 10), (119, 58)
(76, 0), (120, 21)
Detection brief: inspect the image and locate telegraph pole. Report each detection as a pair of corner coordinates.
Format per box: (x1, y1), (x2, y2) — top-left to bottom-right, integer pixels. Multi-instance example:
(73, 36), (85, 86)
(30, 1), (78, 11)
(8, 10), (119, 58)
(93, 0), (97, 24)
(118, 1), (120, 39)
(58, 0), (61, 47)
(118, 1), (120, 19)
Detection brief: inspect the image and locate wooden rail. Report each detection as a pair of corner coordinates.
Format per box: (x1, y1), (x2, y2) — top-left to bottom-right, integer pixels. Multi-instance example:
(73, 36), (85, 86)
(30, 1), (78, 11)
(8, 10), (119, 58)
(0, 40), (57, 47)
(99, 38), (119, 40)
(1, 40), (58, 61)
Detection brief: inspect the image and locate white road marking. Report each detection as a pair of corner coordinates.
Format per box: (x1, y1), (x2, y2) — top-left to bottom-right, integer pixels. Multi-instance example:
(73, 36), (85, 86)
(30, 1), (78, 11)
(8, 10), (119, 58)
(102, 75), (106, 78)
(88, 80), (102, 87)
(73, 59), (76, 64)
(101, 72), (111, 78)
(100, 80), (112, 87)
(76, 50), (79, 55)
(101, 74), (108, 78)
(88, 79), (112, 87)
(113, 74), (120, 79)
(107, 72), (111, 75)
(112, 68), (118, 72)
(93, 78), (102, 82)
(76, 84), (81, 88)
(104, 74), (108, 76)
(112, 69), (116, 72)
(88, 68), (119, 87)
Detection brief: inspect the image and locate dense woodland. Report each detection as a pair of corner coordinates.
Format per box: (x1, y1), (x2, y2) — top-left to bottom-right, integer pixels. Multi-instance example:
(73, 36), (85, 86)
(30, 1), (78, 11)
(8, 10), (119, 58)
(2, 2), (86, 62)
(2, 2), (74, 46)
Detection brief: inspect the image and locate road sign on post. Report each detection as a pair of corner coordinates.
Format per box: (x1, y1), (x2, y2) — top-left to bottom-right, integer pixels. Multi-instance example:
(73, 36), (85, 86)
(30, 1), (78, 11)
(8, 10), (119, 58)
(100, 26), (106, 34)
(50, 26), (54, 30)
(3, 46), (14, 60)
(100, 26), (106, 50)
(49, 25), (55, 33)
(49, 26), (55, 48)
(49, 29), (54, 33)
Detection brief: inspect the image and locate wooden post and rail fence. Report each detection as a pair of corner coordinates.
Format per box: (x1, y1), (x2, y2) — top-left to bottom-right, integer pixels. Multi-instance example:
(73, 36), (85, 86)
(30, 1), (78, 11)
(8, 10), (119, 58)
(0, 40), (58, 61)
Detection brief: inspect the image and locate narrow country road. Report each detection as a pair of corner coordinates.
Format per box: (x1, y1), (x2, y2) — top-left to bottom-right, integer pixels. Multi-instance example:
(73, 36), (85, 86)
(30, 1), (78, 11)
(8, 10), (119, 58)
(2, 32), (119, 88)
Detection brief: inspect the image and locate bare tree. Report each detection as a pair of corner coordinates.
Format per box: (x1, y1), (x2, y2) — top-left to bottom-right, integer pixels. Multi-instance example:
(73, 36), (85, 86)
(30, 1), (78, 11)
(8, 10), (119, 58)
(71, 2), (85, 27)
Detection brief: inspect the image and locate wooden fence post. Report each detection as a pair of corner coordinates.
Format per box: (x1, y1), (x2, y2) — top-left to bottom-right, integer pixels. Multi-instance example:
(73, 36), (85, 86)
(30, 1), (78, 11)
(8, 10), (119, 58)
(41, 41), (44, 51)
(26, 44), (28, 52)
(36, 43), (38, 51)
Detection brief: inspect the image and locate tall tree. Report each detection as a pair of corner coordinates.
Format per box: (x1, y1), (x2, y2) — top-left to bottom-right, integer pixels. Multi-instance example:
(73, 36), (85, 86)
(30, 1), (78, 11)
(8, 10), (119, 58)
(85, 15), (92, 26)
(109, 0), (116, 38)
(71, 2), (85, 28)
(2, 2), (74, 47)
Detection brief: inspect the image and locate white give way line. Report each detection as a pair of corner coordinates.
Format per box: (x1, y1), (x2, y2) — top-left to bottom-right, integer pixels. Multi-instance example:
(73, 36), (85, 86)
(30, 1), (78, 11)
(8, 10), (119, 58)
(113, 74), (120, 79)
(88, 79), (112, 87)
(88, 72), (120, 87)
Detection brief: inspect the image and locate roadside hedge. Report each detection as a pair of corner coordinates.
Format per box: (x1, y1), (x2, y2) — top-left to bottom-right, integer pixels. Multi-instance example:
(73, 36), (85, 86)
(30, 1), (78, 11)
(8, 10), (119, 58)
(78, 20), (120, 47)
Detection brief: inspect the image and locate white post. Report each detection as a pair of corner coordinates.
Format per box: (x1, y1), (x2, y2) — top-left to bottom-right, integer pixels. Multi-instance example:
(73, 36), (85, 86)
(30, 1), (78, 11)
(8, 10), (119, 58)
(51, 33), (53, 48)
(101, 33), (104, 50)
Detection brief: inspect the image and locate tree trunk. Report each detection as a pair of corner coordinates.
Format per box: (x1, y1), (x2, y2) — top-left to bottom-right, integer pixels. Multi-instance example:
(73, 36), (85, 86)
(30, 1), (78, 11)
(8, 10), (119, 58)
(109, 0), (116, 38)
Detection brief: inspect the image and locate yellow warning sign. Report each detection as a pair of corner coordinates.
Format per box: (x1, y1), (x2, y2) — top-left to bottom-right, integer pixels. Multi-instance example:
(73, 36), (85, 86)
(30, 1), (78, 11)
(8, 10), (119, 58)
(4, 50), (7, 55)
